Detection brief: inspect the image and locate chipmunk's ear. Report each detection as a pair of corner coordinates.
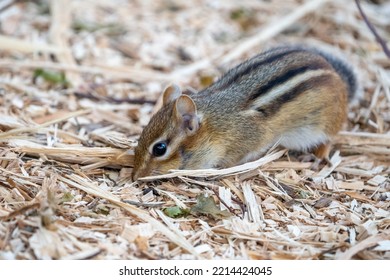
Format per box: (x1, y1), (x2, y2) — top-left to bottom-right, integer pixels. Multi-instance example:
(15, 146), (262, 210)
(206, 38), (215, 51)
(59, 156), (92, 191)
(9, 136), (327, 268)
(174, 95), (199, 136)
(162, 84), (182, 106)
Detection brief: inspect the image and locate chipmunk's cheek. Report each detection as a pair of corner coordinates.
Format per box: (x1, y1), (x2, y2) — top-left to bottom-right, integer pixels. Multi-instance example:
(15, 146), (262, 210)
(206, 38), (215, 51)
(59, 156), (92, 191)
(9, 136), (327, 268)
(155, 155), (181, 174)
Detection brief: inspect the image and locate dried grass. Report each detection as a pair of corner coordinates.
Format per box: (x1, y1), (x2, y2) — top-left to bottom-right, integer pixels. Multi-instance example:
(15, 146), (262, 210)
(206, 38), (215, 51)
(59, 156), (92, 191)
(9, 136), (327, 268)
(0, 0), (389, 260)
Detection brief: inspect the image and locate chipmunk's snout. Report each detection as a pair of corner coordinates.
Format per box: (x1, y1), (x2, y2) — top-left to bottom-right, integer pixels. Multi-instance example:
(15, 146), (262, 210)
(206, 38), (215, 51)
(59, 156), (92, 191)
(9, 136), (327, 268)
(132, 147), (150, 181)
(131, 168), (139, 181)
(131, 164), (149, 181)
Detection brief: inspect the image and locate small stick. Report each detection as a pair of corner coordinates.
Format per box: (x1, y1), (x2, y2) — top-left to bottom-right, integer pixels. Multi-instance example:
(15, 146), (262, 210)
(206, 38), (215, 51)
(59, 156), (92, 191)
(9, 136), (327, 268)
(0, 59), (173, 82)
(355, 0), (390, 58)
(211, 187), (239, 217)
(74, 91), (156, 105)
(122, 200), (165, 208)
(49, 0), (83, 86)
(0, 35), (62, 54)
(171, 0), (332, 80)
(0, 202), (41, 221)
(0, 109), (91, 139)
(220, 0), (332, 65)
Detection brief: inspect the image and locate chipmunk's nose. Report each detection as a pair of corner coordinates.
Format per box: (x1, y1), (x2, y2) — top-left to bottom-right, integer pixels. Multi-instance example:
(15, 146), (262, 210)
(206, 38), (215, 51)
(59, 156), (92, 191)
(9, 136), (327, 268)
(131, 165), (149, 182)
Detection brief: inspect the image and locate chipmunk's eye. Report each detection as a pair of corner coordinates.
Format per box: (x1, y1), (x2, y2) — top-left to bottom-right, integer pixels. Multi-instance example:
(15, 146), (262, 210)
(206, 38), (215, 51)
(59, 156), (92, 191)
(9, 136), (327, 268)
(152, 141), (167, 157)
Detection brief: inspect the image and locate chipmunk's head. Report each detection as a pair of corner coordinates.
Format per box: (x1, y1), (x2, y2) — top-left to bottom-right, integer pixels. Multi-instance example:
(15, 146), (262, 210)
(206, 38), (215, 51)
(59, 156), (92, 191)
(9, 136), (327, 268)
(132, 84), (200, 180)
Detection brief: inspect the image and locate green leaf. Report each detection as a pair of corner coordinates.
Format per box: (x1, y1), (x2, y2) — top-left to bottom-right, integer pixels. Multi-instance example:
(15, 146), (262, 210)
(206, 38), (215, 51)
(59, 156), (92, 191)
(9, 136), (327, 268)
(94, 204), (110, 215)
(60, 192), (74, 203)
(163, 206), (190, 218)
(33, 68), (70, 87)
(229, 7), (258, 31)
(72, 20), (126, 36)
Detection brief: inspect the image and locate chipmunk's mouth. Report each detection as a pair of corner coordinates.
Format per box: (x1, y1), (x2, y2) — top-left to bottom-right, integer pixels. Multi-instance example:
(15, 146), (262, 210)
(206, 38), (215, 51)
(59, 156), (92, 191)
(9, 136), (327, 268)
(131, 165), (149, 181)
(132, 158), (166, 181)
(131, 169), (140, 181)
(132, 167), (164, 181)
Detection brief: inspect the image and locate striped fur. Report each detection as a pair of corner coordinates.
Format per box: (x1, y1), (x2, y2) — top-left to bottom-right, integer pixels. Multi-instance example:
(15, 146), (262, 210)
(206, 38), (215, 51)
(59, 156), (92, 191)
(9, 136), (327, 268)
(210, 46), (357, 100)
(132, 45), (357, 179)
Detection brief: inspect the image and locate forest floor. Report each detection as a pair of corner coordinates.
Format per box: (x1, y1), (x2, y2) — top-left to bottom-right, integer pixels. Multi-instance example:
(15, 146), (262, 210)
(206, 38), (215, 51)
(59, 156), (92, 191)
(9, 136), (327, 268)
(0, 0), (389, 259)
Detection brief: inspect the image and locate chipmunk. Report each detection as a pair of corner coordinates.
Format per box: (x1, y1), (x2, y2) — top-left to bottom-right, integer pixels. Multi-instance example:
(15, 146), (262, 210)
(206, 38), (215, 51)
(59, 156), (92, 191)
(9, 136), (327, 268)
(132, 45), (358, 180)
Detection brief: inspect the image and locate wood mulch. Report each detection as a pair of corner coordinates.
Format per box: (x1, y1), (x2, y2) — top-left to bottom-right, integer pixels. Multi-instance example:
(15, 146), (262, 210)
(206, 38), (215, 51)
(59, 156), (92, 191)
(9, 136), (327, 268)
(0, 0), (389, 259)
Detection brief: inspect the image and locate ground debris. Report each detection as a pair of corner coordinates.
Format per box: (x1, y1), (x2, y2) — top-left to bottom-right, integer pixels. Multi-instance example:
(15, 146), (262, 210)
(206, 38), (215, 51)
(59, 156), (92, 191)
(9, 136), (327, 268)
(0, 0), (389, 260)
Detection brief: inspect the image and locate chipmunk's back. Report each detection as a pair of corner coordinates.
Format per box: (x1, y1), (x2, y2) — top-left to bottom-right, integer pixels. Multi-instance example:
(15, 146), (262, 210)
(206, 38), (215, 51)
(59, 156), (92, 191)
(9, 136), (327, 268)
(193, 46), (357, 111)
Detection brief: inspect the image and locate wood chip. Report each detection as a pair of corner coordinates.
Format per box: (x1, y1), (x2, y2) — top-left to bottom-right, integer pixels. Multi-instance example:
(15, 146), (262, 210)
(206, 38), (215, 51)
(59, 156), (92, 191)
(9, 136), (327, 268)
(367, 175), (388, 186)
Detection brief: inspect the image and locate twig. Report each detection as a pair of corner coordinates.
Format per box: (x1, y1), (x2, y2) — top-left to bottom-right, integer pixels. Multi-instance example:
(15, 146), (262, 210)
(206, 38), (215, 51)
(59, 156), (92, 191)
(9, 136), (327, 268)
(138, 150), (286, 181)
(74, 91), (156, 105)
(211, 188), (238, 217)
(61, 248), (103, 260)
(0, 35), (62, 54)
(0, 59), (173, 82)
(0, 202), (41, 221)
(0, 109), (91, 139)
(355, 0), (390, 58)
(335, 234), (387, 260)
(122, 200), (165, 208)
(49, 0), (83, 86)
(220, 0), (332, 65)
(170, 0), (332, 80)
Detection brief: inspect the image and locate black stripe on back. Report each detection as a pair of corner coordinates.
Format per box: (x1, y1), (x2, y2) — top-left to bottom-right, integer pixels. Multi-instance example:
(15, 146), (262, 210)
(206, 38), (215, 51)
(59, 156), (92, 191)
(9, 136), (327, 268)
(255, 73), (333, 118)
(250, 62), (328, 101)
(214, 49), (304, 91)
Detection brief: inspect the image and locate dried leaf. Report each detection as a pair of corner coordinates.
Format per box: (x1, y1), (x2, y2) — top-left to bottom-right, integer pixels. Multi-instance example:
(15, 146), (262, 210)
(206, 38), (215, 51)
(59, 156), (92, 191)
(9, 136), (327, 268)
(313, 197), (332, 209)
(191, 194), (231, 219)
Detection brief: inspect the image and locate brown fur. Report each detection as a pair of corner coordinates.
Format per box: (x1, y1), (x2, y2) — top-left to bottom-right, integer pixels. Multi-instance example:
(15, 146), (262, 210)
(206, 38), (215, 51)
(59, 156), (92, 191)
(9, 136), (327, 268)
(132, 46), (356, 180)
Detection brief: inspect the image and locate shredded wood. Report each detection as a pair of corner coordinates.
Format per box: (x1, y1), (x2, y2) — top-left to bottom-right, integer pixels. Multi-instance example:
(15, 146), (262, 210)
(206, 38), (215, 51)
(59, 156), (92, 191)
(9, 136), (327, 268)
(0, 0), (389, 260)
